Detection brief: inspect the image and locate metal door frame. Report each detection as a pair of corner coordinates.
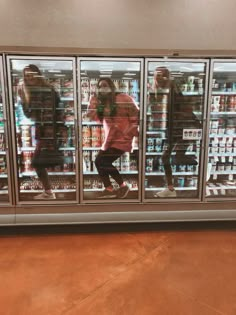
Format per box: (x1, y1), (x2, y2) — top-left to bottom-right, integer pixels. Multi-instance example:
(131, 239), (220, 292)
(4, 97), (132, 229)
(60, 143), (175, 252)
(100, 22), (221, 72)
(205, 59), (236, 201)
(143, 58), (210, 203)
(77, 57), (144, 204)
(6, 55), (79, 206)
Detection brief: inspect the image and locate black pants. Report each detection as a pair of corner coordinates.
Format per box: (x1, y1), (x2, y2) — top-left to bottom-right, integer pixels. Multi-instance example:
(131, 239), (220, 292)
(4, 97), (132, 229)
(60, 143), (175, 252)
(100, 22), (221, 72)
(95, 148), (125, 188)
(162, 140), (190, 186)
(35, 167), (51, 191)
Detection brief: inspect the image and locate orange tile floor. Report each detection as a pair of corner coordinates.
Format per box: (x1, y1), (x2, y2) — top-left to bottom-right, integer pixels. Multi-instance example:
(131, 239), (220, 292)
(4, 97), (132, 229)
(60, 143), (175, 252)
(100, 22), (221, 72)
(0, 222), (236, 315)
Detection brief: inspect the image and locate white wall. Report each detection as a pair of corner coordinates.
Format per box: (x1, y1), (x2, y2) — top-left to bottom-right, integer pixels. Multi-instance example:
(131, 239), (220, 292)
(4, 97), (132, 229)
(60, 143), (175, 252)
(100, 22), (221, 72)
(0, 0), (236, 51)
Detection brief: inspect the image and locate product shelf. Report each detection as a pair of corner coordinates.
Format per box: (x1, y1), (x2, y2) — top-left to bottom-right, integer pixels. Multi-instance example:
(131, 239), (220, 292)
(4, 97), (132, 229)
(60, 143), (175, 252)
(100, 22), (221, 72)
(145, 171), (198, 176)
(19, 171), (76, 177)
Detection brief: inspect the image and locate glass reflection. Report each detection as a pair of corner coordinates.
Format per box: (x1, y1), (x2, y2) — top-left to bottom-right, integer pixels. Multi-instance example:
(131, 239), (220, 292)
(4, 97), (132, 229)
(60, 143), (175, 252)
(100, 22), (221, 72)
(145, 62), (205, 199)
(11, 59), (76, 201)
(80, 61), (141, 201)
(206, 62), (236, 198)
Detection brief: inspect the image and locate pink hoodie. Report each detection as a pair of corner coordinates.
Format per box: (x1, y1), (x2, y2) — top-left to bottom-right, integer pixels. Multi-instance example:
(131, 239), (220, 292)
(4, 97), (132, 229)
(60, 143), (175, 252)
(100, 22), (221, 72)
(88, 94), (139, 152)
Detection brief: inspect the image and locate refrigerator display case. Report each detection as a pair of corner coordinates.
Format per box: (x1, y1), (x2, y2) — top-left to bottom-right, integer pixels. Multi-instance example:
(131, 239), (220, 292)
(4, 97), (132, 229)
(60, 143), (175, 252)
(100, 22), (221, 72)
(144, 59), (209, 201)
(7, 57), (78, 204)
(0, 57), (11, 205)
(206, 60), (236, 199)
(78, 58), (143, 202)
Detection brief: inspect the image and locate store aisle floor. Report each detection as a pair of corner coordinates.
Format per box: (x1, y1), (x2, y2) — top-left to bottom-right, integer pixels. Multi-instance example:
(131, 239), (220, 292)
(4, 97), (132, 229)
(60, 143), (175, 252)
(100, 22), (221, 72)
(0, 222), (236, 315)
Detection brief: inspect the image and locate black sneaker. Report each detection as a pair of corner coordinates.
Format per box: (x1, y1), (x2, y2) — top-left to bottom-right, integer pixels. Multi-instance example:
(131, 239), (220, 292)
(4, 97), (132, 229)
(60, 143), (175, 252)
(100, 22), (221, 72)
(117, 185), (130, 199)
(98, 189), (117, 199)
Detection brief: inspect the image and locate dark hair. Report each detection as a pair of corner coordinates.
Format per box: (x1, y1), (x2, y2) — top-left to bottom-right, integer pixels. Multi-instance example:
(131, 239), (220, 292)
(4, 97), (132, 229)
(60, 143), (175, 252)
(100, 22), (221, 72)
(96, 78), (117, 121)
(23, 64), (43, 83)
(21, 64), (54, 106)
(153, 66), (170, 90)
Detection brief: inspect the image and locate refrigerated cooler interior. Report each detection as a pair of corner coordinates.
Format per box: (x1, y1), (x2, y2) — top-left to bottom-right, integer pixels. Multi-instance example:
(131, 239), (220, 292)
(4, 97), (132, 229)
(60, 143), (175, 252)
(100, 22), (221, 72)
(0, 65), (9, 203)
(79, 60), (141, 201)
(9, 59), (77, 202)
(144, 61), (207, 200)
(207, 62), (236, 198)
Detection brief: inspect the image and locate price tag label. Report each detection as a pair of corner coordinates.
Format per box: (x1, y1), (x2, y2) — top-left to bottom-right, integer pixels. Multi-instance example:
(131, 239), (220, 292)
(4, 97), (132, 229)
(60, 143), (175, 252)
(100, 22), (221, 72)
(221, 189), (226, 195)
(183, 129), (202, 140)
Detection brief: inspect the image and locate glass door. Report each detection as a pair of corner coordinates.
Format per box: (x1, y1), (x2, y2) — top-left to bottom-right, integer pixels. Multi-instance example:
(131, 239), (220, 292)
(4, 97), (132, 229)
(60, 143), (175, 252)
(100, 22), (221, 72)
(7, 56), (78, 204)
(78, 58), (143, 202)
(206, 60), (236, 199)
(0, 56), (11, 205)
(144, 59), (209, 201)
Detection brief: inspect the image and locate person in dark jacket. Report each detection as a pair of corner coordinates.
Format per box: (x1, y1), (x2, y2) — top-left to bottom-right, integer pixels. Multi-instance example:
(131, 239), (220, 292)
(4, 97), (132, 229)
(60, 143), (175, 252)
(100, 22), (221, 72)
(17, 64), (62, 200)
(150, 67), (200, 198)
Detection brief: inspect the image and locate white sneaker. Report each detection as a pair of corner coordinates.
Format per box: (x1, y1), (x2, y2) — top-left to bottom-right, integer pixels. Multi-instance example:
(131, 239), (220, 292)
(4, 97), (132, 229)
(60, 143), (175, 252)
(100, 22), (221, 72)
(34, 192), (56, 200)
(117, 184), (130, 199)
(154, 188), (177, 198)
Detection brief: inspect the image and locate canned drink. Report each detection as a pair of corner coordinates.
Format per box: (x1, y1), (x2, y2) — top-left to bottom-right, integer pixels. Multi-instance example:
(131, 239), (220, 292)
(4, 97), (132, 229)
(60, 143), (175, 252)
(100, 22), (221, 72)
(91, 126), (101, 138)
(186, 177), (194, 187)
(82, 136), (91, 147)
(82, 126), (91, 138)
(219, 147), (225, 154)
(113, 80), (120, 90)
(91, 150), (99, 161)
(225, 164), (232, 171)
(121, 161), (129, 172)
(179, 165), (186, 172)
(155, 145), (162, 152)
(160, 103), (167, 111)
(81, 79), (89, 90)
(161, 95), (168, 104)
(160, 121), (167, 129)
(187, 165), (194, 172)
(130, 159), (137, 171)
(177, 177), (185, 187)
(218, 164), (224, 172)
(91, 137), (101, 147)
(30, 125), (36, 146)
(129, 80), (139, 91)
(147, 138), (154, 145)
(192, 177), (198, 187)
(119, 80), (129, 92)
(145, 178), (148, 187)
(82, 91), (89, 102)
(160, 113), (167, 120)
(21, 125), (30, 137)
(121, 152), (130, 161)
(22, 137), (31, 147)
(90, 79), (98, 93)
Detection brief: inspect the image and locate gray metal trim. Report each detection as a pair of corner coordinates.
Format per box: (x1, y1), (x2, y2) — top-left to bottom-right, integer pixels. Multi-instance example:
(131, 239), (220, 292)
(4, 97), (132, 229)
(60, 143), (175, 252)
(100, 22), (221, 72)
(0, 214), (15, 225)
(71, 57), (80, 203)
(14, 209), (236, 225)
(0, 55), (12, 206)
(77, 58), (84, 203)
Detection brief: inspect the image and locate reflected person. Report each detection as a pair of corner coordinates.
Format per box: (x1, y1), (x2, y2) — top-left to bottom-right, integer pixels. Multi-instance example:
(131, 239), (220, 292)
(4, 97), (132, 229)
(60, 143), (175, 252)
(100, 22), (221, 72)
(87, 78), (139, 199)
(151, 67), (200, 198)
(17, 64), (62, 200)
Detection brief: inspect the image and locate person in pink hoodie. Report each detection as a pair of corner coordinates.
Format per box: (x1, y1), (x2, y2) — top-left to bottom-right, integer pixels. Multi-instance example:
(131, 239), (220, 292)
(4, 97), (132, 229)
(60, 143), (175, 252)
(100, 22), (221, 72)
(87, 78), (139, 199)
